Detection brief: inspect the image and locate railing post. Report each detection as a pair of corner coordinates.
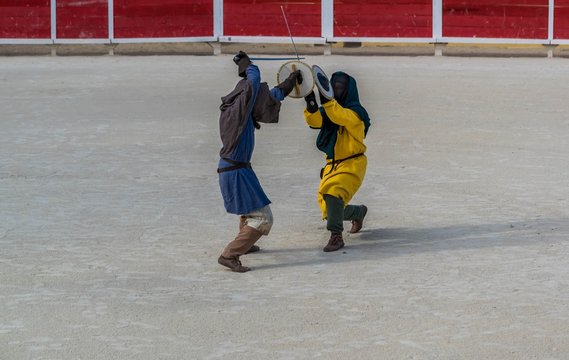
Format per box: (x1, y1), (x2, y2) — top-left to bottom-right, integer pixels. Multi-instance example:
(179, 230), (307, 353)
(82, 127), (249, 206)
(213, 0), (223, 54)
(51, 0), (56, 55)
(108, 0), (114, 41)
(549, 0), (554, 42)
(547, 0), (557, 57)
(322, 0), (333, 55)
(433, 0), (443, 55)
(433, 0), (443, 41)
(108, 0), (114, 54)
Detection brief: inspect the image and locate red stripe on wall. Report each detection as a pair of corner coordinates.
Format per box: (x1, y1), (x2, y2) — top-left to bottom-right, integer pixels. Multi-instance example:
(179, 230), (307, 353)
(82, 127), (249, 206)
(334, 0), (432, 38)
(0, 0), (50, 38)
(223, 1), (320, 37)
(57, 0), (108, 39)
(554, 0), (569, 39)
(113, 0), (213, 38)
(0, 0), (48, 5)
(443, 0), (549, 39)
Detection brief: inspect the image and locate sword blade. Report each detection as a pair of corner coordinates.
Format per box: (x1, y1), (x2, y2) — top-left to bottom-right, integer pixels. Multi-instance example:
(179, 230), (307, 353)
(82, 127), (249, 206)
(250, 57), (306, 61)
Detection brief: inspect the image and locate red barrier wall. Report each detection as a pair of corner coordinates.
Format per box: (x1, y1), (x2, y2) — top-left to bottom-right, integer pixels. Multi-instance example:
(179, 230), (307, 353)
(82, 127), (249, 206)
(57, 0), (108, 39)
(334, 0), (432, 38)
(113, 0), (213, 38)
(4, 1), (569, 41)
(0, 0), (50, 38)
(554, 0), (569, 39)
(443, 0), (549, 39)
(223, 0), (320, 37)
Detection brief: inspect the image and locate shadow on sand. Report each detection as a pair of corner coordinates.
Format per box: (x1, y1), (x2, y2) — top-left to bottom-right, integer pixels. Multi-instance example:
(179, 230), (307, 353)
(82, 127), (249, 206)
(252, 217), (569, 271)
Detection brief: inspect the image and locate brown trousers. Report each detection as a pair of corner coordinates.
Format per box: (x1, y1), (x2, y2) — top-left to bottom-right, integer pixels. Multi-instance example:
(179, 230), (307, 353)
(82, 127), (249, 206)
(221, 222), (263, 258)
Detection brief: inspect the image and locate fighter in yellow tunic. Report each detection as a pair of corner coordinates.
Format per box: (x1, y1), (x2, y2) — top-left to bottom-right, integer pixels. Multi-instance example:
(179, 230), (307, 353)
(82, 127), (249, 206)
(304, 71), (371, 252)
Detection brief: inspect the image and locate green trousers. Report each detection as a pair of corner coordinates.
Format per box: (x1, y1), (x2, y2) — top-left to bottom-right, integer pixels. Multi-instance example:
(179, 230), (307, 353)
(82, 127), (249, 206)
(324, 194), (366, 233)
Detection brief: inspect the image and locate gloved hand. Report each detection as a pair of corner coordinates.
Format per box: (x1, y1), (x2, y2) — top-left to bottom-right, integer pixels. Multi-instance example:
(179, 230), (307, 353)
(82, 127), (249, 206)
(233, 51), (252, 78)
(277, 70), (303, 97)
(293, 70), (303, 85)
(304, 91), (318, 113)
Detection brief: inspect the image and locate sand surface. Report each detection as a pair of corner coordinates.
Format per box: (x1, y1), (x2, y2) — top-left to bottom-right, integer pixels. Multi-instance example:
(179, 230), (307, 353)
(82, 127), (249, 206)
(1, 55), (569, 359)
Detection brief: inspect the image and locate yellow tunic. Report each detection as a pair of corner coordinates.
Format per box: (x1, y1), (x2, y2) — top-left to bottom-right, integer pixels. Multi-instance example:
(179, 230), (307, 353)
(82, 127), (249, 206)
(304, 100), (367, 219)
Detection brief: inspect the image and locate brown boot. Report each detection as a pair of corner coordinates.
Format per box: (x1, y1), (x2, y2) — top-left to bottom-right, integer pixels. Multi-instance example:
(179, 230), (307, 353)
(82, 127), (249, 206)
(323, 232), (344, 252)
(218, 255), (250, 273)
(349, 205), (368, 234)
(245, 245), (260, 254)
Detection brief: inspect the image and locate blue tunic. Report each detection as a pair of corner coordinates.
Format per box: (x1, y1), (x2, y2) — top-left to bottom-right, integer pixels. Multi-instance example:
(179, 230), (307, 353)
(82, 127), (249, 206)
(218, 64), (285, 215)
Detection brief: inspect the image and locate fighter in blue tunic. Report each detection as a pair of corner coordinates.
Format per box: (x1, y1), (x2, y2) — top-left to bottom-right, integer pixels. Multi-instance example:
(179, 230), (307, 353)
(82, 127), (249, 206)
(217, 51), (302, 272)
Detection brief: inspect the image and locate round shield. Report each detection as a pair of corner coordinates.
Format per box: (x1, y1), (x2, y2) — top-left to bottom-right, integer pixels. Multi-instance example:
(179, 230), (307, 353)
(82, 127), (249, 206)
(277, 61), (314, 98)
(312, 65), (334, 100)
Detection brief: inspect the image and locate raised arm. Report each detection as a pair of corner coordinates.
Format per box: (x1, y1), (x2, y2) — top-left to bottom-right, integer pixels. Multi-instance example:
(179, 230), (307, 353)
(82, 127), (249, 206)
(320, 100), (361, 128)
(271, 70), (302, 101)
(245, 64), (261, 94)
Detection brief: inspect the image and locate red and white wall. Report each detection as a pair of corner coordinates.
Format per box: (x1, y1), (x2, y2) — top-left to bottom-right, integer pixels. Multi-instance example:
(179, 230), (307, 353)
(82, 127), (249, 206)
(1, 0), (569, 45)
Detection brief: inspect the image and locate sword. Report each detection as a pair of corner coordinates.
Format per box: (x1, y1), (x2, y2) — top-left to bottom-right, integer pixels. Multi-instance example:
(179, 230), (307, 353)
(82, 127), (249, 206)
(281, 5), (301, 62)
(250, 57), (306, 61)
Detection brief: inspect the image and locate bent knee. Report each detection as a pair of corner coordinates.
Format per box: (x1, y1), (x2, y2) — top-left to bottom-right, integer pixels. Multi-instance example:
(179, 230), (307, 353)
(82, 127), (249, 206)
(246, 205), (273, 235)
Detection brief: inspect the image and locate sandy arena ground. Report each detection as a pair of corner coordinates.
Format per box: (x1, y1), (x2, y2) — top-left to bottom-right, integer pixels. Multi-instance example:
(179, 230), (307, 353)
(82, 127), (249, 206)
(1, 55), (569, 359)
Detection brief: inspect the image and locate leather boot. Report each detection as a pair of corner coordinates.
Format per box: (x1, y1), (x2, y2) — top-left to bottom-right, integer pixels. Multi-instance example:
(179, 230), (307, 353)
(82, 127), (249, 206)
(349, 205), (368, 234)
(218, 226), (262, 272)
(323, 232), (344, 252)
(218, 255), (250, 273)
